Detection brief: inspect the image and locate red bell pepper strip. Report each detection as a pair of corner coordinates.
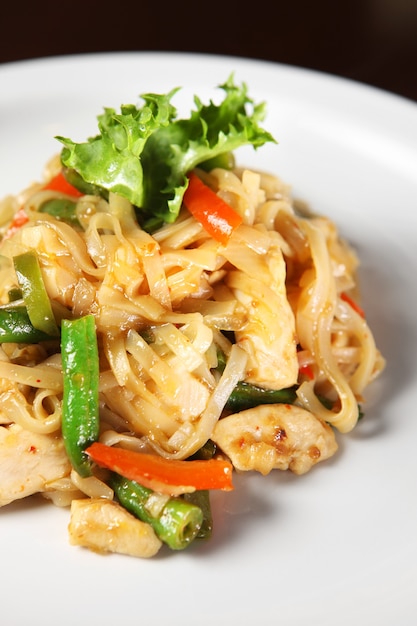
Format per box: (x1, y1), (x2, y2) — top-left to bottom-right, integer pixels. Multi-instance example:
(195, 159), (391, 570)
(341, 292), (365, 318)
(183, 171), (242, 245)
(85, 441), (234, 496)
(43, 170), (84, 197)
(2, 171), (83, 241)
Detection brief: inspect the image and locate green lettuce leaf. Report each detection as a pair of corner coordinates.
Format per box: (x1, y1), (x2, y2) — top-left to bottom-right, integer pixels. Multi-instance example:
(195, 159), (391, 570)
(56, 76), (276, 229)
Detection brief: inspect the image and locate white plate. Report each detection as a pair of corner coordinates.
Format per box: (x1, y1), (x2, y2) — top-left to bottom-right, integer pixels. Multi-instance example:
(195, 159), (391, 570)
(1, 52), (416, 626)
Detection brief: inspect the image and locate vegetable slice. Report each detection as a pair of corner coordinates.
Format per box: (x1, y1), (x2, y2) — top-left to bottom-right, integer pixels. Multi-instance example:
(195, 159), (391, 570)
(110, 474), (204, 550)
(43, 170), (84, 197)
(2, 171), (82, 241)
(13, 251), (60, 337)
(39, 198), (79, 225)
(61, 315), (100, 477)
(216, 349), (298, 411)
(0, 305), (54, 343)
(86, 441), (234, 495)
(225, 381), (298, 411)
(183, 490), (213, 540)
(183, 172), (242, 244)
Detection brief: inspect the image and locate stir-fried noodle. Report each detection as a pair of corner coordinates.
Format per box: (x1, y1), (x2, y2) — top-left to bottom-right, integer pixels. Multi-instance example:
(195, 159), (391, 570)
(0, 153), (385, 556)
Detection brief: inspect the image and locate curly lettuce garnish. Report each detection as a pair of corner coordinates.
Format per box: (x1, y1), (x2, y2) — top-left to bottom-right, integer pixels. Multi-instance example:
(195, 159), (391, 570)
(56, 76), (275, 230)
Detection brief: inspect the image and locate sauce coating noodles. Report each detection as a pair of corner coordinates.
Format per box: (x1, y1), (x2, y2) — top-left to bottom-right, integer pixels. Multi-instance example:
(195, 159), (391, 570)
(0, 155), (385, 556)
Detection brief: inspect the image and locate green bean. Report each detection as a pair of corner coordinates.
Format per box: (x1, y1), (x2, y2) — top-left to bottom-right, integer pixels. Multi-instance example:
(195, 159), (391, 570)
(110, 473), (204, 551)
(61, 315), (100, 477)
(215, 347), (297, 411)
(225, 381), (298, 412)
(183, 490), (213, 540)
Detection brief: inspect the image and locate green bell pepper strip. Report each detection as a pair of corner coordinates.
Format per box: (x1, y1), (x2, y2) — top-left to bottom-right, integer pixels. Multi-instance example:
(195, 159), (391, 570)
(61, 315), (100, 477)
(0, 305), (54, 343)
(110, 473), (204, 550)
(39, 198), (80, 226)
(13, 251), (60, 337)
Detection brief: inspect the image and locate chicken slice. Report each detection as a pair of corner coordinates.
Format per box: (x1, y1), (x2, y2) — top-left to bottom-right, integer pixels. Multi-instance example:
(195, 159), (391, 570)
(68, 498), (162, 558)
(212, 403), (338, 475)
(224, 237), (298, 390)
(0, 423), (71, 507)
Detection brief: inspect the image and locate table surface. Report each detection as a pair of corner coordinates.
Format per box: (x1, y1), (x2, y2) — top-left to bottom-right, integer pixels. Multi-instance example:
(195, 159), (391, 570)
(1, 0), (416, 104)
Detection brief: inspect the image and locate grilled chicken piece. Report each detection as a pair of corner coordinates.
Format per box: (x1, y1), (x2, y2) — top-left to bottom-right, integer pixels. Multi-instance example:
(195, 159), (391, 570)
(212, 403), (338, 475)
(68, 498), (162, 558)
(0, 423), (71, 507)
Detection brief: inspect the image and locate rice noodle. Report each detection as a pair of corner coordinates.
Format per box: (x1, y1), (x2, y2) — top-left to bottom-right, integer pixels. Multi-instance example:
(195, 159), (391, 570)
(0, 161), (385, 507)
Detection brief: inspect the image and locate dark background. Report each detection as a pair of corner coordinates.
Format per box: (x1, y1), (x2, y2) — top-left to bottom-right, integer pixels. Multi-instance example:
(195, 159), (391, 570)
(1, 0), (417, 103)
